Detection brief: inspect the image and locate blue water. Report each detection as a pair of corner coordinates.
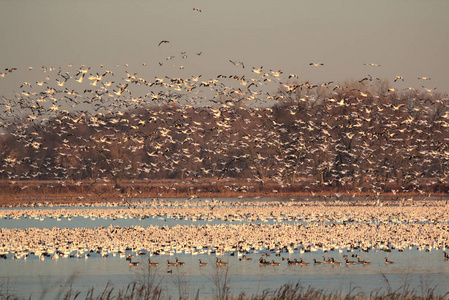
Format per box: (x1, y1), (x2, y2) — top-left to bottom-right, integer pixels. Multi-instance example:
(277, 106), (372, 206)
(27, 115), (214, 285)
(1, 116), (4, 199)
(2, 249), (448, 299)
(0, 214), (302, 230)
(1, 199), (449, 298)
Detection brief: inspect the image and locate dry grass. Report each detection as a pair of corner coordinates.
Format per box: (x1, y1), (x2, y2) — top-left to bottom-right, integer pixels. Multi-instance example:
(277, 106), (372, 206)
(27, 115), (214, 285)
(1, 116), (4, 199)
(1, 178), (446, 207)
(1, 277), (448, 300)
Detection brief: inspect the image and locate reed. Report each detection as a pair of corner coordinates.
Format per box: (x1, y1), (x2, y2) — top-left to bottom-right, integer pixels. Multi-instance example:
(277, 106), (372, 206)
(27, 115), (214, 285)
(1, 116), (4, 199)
(2, 273), (448, 300)
(210, 261), (231, 300)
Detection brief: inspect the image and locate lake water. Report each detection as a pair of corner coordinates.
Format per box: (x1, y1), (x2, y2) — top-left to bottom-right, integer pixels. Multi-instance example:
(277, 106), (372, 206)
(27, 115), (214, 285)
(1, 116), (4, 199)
(2, 248), (448, 299)
(1, 198), (449, 299)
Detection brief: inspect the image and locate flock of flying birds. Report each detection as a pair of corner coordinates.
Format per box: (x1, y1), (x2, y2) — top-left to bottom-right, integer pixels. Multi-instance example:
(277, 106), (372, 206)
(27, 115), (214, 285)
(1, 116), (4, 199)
(0, 7), (447, 195)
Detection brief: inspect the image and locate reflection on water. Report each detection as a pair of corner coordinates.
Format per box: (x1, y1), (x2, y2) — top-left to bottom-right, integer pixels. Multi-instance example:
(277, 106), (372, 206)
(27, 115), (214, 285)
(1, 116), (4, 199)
(0, 214), (295, 230)
(2, 249), (449, 299)
(1, 198), (449, 298)
(3, 197), (448, 230)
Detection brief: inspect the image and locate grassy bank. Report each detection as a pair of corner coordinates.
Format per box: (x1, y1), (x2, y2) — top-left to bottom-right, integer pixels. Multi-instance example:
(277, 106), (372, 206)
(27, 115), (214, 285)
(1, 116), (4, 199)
(1, 179), (447, 207)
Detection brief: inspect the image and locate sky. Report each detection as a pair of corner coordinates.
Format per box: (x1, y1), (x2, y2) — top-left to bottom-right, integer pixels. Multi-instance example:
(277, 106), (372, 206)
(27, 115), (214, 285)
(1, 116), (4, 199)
(1, 0), (448, 98)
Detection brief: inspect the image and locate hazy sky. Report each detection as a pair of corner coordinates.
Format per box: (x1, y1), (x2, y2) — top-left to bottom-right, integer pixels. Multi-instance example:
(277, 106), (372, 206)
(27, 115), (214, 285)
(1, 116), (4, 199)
(1, 0), (448, 96)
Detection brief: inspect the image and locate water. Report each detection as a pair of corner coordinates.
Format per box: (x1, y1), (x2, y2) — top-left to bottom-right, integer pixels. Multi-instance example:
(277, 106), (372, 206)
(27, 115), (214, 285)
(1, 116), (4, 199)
(1, 198), (449, 298)
(2, 249), (448, 299)
(0, 213), (300, 230)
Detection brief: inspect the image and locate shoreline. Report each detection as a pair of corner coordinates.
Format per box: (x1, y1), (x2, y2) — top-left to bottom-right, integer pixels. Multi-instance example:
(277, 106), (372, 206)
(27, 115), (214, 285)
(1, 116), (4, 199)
(1, 179), (448, 207)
